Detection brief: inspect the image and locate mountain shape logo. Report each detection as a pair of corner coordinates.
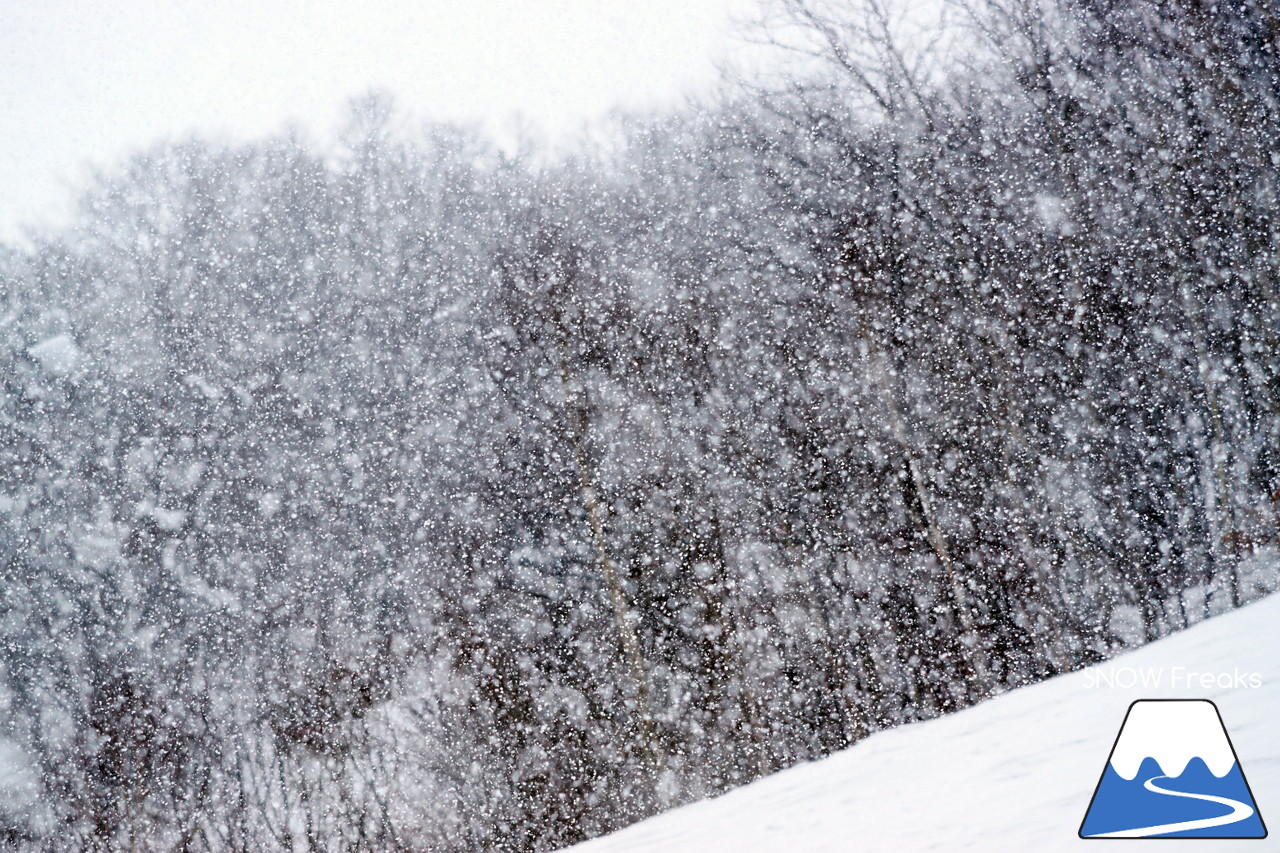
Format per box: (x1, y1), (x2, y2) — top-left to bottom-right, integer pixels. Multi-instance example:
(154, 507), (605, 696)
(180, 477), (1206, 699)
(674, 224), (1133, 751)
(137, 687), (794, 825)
(1080, 699), (1266, 838)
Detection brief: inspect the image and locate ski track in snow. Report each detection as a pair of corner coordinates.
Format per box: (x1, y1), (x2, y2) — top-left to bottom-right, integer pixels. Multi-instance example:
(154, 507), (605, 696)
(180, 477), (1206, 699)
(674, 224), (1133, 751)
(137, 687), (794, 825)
(1085, 774), (1254, 838)
(568, 594), (1279, 852)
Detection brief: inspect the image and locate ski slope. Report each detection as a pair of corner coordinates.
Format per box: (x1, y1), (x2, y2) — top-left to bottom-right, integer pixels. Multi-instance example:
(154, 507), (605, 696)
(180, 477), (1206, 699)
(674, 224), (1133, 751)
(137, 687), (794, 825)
(569, 594), (1279, 852)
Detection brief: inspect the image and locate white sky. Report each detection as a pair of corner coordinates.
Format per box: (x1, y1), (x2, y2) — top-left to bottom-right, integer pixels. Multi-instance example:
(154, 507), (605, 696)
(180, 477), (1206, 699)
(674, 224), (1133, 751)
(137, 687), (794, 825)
(0, 0), (755, 243)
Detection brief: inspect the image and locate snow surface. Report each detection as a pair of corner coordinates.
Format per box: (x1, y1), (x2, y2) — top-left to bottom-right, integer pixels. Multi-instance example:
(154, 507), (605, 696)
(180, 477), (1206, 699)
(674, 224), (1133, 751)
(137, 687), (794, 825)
(569, 595), (1280, 852)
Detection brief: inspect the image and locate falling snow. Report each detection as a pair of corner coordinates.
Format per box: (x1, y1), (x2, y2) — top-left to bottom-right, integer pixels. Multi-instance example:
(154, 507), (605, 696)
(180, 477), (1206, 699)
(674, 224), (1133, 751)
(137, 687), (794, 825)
(2, 1), (1279, 850)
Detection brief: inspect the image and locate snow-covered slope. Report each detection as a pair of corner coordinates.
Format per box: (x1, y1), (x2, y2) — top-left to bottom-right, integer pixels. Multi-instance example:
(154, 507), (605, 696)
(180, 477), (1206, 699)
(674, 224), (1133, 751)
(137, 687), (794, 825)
(569, 595), (1280, 852)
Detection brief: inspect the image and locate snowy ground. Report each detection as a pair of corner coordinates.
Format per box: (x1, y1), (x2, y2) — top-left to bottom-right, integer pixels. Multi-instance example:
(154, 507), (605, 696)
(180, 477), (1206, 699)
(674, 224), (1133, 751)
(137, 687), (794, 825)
(569, 593), (1280, 852)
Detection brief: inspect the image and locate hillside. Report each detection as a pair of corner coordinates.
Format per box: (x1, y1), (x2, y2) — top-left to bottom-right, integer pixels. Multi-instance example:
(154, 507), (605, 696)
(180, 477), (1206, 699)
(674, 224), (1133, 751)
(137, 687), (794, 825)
(569, 593), (1280, 851)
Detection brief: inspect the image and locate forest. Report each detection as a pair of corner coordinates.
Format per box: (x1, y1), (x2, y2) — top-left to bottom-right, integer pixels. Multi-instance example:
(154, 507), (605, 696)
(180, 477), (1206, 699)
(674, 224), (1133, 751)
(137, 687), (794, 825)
(2, 0), (1279, 849)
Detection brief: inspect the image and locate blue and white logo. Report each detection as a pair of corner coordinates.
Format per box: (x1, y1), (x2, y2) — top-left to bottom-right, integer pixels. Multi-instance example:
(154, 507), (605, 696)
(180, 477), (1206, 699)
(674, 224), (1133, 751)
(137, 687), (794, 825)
(1080, 699), (1266, 838)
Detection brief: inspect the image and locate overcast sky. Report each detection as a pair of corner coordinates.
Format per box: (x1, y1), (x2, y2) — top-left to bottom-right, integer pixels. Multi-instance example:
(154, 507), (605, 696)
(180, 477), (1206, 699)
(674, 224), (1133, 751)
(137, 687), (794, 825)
(0, 0), (753, 243)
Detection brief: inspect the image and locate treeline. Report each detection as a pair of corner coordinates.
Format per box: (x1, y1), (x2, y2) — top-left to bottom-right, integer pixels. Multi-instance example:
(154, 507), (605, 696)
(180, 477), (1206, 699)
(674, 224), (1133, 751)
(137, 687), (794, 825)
(2, 0), (1279, 849)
